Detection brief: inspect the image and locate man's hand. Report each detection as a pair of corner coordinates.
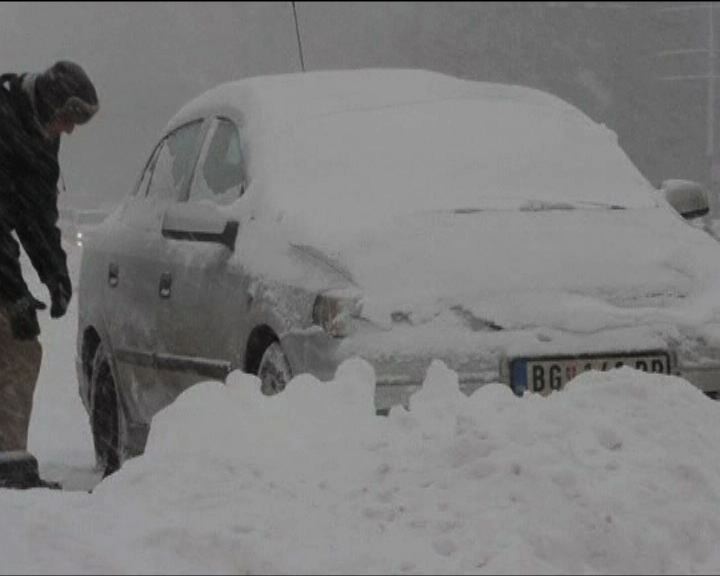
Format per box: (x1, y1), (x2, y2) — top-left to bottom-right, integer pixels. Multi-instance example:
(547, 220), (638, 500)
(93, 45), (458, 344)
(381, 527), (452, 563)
(6, 295), (46, 340)
(48, 274), (72, 319)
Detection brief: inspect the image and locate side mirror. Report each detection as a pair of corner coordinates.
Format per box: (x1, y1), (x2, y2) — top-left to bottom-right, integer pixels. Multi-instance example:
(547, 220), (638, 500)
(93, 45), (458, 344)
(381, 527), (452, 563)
(660, 179), (710, 220)
(161, 203), (239, 251)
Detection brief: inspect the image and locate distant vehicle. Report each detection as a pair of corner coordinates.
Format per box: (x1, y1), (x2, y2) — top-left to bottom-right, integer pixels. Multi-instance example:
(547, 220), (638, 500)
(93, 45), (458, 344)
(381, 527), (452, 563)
(76, 69), (720, 476)
(59, 208), (109, 247)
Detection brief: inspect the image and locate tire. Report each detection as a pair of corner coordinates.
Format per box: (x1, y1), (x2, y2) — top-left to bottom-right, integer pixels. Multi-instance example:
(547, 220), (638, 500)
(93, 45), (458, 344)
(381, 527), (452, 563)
(258, 342), (293, 396)
(90, 342), (122, 477)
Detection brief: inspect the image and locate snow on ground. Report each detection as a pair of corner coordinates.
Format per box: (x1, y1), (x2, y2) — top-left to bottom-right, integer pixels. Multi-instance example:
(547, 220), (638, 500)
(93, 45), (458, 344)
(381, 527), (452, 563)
(26, 242), (101, 492)
(3, 242), (720, 574)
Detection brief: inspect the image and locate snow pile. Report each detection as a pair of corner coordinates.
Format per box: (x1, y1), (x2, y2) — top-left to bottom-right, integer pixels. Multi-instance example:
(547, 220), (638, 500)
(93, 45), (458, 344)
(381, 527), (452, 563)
(4, 361), (720, 574)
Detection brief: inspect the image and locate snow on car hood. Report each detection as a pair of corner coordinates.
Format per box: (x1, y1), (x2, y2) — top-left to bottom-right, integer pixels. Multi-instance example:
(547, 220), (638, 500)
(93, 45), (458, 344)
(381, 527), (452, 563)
(237, 86), (720, 335)
(323, 207), (720, 333)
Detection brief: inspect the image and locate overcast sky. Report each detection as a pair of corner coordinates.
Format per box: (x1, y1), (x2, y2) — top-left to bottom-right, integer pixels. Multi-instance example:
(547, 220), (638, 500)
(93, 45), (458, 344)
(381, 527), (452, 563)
(0, 2), (712, 208)
(0, 2), (447, 207)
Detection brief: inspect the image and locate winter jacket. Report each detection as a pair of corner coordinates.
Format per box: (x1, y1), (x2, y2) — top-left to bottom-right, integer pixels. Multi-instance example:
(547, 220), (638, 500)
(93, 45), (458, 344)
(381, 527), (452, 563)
(0, 73), (69, 305)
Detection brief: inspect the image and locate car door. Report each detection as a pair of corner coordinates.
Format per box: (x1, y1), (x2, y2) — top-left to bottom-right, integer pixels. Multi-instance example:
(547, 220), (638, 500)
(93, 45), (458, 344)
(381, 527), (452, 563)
(106, 119), (206, 422)
(155, 116), (250, 394)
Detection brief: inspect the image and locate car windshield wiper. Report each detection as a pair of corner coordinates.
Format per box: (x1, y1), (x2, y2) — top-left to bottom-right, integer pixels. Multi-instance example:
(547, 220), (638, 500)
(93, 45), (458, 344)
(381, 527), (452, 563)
(518, 200), (627, 212)
(572, 200), (627, 210)
(433, 201), (628, 216)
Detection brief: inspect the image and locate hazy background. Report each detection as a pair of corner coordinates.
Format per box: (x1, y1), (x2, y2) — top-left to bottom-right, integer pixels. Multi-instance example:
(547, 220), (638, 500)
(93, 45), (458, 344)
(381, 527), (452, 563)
(0, 2), (714, 209)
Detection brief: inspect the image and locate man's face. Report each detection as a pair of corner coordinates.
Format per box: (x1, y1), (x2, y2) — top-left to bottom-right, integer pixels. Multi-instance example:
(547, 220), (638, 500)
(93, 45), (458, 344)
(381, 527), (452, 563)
(46, 116), (76, 137)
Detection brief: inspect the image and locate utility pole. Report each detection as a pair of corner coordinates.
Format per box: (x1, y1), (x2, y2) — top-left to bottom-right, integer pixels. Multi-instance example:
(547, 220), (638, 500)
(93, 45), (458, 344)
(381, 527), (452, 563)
(291, 2), (306, 73)
(658, 3), (718, 209)
(710, 3), (716, 159)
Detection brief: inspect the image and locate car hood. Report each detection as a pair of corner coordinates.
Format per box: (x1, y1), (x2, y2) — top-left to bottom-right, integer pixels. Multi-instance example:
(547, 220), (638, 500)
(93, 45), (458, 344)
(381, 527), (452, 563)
(321, 207), (720, 333)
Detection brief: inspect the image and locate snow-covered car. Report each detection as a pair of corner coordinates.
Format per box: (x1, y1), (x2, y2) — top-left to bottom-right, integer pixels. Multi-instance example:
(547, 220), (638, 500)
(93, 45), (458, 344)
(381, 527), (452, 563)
(77, 69), (720, 474)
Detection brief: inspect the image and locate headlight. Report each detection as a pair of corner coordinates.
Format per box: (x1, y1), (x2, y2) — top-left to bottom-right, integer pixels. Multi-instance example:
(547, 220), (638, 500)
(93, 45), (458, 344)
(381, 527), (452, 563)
(312, 290), (363, 338)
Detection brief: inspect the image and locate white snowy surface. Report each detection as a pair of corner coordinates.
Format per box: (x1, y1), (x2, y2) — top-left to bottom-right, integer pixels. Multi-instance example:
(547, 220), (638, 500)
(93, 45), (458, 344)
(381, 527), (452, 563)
(26, 245), (100, 492)
(173, 70), (661, 242)
(2, 246), (719, 574)
(264, 96), (656, 240)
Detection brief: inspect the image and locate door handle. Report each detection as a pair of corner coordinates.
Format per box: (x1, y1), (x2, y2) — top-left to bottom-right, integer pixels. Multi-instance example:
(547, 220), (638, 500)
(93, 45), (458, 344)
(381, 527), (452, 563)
(159, 272), (172, 299)
(108, 263), (119, 288)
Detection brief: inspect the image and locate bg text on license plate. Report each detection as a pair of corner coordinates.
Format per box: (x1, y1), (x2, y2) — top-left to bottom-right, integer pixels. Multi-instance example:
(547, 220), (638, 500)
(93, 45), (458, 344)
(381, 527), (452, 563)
(516, 352), (671, 395)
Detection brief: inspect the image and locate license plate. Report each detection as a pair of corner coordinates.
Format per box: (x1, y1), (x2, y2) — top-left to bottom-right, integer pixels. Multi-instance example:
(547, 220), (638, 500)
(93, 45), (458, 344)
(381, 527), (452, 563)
(511, 352), (671, 396)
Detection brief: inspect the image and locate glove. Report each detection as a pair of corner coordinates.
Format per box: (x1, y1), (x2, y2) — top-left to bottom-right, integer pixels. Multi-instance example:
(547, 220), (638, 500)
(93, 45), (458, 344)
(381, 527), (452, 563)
(47, 274), (72, 319)
(6, 295), (46, 340)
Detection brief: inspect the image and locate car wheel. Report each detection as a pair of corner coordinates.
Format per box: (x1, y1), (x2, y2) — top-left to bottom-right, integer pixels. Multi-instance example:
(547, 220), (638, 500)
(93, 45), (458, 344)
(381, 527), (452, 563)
(258, 342), (293, 396)
(91, 342), (122, 477)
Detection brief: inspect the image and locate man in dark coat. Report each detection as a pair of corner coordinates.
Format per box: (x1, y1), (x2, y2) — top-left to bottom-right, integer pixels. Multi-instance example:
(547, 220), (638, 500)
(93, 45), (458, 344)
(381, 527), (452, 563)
(0, 61), (98, 489)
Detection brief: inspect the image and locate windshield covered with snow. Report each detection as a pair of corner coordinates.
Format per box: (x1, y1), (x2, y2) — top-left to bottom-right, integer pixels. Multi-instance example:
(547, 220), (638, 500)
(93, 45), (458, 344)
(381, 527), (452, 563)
(265, 98), (659, 234)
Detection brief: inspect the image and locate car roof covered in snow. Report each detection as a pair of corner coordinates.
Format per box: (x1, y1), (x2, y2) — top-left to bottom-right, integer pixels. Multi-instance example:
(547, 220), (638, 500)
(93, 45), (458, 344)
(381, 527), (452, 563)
(165, 68), (585, 134)
(162, 68), (655, 252)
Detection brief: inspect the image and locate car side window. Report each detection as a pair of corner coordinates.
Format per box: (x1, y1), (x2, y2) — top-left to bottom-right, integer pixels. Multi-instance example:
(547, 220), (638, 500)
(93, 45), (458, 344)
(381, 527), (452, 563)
(188, 118), (247, 205)
(146, 121), (204, 203)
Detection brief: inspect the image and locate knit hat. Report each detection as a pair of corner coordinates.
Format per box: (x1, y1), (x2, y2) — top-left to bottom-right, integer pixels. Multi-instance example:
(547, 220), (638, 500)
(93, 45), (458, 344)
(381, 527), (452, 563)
(34, 61), (99, 125)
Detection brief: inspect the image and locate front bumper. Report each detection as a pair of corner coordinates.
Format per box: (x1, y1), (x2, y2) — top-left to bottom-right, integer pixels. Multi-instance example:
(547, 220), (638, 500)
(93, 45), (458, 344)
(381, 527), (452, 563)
(676, 364), (720, 394)
(281, 320), (720, 411)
